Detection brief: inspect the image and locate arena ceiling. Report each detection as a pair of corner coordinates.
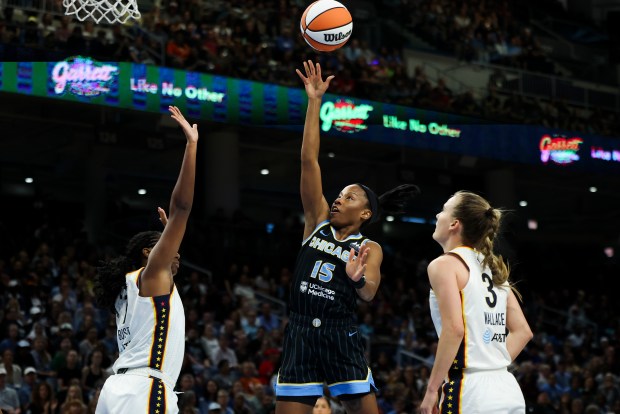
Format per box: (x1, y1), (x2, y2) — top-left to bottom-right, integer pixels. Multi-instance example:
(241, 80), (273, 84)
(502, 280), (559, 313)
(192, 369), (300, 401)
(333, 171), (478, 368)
(1, 92), (619, 250)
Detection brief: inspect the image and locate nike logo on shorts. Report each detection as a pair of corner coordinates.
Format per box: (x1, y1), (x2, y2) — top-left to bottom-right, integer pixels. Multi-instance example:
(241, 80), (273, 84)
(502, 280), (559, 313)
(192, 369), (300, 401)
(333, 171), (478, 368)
(348, 331), (357, 336)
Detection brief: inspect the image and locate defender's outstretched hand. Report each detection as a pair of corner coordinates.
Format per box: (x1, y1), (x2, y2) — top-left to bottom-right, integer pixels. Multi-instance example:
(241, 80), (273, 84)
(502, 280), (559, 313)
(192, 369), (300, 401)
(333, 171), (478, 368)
(296, 60), (334, 99)
(158, 207), (168, 227)
(169, 106), (198, 143)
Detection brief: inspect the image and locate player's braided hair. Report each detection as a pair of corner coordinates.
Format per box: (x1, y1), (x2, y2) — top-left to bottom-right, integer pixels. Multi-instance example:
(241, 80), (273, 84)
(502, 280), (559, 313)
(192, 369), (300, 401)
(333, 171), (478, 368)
(356, 184), (421, 226)
(94, 231), (161, 313)
(451, 191), (520, 297)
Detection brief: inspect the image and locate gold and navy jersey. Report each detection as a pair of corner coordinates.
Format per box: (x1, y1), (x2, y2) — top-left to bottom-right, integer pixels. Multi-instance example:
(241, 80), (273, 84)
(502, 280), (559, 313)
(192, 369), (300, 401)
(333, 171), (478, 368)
(429, 247), (512, 371)
(111, 268), (185, 383)
(290, 220), (368, 319)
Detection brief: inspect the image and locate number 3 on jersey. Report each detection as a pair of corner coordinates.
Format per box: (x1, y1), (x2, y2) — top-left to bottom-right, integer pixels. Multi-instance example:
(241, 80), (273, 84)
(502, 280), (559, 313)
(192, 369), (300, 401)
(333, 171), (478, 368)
(310, 260), (335, 282)
(481, 272), (497, 308)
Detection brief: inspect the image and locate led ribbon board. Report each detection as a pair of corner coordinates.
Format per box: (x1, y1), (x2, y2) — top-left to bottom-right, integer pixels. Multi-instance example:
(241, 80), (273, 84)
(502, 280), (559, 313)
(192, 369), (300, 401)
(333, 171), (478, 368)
(0, 58), (618, 172)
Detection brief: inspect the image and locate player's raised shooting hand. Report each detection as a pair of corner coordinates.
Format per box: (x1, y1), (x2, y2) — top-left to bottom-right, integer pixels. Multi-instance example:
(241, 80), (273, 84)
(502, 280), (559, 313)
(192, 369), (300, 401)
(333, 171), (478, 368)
(296, 60), (334, 99)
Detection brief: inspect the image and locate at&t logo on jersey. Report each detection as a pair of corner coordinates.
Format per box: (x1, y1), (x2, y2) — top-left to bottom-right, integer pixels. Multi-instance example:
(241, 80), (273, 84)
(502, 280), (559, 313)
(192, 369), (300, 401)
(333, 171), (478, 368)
(482, 328), (507, 344)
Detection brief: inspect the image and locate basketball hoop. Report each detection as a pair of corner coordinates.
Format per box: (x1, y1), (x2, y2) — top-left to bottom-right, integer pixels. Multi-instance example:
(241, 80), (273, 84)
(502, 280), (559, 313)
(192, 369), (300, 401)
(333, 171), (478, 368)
(63, 0), (141, 24)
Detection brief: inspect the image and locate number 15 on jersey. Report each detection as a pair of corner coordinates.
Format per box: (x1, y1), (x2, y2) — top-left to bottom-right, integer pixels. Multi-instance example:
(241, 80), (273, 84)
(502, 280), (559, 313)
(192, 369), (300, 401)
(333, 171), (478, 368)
(310, 260), (335, 282)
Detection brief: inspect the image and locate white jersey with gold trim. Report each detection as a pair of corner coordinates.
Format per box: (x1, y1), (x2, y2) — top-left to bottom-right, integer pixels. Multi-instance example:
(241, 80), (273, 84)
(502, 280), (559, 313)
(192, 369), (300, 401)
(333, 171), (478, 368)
(429, 246), (512, 370)
(111, 268), (185, 383)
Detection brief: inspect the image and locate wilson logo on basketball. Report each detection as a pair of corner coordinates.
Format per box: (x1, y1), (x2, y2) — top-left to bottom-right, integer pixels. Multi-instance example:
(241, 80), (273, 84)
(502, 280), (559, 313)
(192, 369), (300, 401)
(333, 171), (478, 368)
(539, 135), (583, 165)
(300, 0), (353, 52)
(323, 30), (352, 43)
(320, 99), (374, 133)
(51, 56), (118, 97)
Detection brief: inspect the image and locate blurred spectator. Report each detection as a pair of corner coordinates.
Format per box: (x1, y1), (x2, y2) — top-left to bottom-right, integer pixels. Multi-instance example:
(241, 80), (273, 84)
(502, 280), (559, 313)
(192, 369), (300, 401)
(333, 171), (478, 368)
(0, 349), (22, 388)
(0, 367), (21, 414)
(28, 381), (59, 414)
(257, 303), (278, 333)
(57, 350), (81, 394)
(212, 337), (238, 369)
(0, 324), (20, 353)
(211, 359), (236, 391)
(80, 350), (105, 398)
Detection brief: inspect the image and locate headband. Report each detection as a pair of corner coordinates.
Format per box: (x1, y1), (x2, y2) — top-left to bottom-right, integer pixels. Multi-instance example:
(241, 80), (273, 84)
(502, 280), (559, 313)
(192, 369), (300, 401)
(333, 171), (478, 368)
(357, 183), (380, 225)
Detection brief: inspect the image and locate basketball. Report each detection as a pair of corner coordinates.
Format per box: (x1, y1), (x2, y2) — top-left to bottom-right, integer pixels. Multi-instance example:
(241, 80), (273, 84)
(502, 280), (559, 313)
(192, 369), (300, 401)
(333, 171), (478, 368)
(300, 0), (353, 52)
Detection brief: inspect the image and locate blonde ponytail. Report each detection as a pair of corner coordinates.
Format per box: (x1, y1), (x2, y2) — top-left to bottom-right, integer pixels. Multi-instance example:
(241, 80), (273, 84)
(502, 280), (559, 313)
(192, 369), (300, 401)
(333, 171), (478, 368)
(452, 191), (521, 300)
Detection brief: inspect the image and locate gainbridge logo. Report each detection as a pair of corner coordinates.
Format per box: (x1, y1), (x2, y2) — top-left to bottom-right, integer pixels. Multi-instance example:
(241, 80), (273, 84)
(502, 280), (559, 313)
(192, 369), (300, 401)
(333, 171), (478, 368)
(539, 134), (583, 165)
(320, 99), (373, 133)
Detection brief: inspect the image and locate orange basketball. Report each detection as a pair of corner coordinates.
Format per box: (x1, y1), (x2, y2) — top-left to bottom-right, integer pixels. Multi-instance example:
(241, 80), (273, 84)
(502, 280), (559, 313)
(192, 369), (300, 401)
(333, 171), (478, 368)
(300, 0), (353, 52)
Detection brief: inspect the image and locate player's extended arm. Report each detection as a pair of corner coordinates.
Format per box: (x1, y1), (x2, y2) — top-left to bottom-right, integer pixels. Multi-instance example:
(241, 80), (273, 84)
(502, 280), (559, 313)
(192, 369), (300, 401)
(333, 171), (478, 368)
(506, 289), (533, 361)
(296, 60), (334, 239)
(346, 242), (383, 301)
(141, 106), (198, 297)
(420, 256), (466, 414)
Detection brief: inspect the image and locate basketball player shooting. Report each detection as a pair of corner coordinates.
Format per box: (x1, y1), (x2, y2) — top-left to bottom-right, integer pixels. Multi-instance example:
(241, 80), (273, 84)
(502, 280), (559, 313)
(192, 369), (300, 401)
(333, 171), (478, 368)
(94, 106), (198, 414)
(273, 60), (419, 414)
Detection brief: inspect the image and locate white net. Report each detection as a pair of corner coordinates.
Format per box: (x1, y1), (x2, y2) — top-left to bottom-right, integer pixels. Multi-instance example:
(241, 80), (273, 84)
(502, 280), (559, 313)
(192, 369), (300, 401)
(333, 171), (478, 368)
(63, 0), (141, 24)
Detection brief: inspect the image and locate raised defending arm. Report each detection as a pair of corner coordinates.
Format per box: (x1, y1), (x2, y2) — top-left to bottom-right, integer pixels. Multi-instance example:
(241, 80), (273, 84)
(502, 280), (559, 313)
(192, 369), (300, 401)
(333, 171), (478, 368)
(140, 106), (198, 297)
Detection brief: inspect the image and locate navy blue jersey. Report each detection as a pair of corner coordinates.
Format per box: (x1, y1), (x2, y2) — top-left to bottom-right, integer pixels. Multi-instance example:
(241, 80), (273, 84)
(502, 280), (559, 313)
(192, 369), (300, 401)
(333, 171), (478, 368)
(290, 220), (368, 319)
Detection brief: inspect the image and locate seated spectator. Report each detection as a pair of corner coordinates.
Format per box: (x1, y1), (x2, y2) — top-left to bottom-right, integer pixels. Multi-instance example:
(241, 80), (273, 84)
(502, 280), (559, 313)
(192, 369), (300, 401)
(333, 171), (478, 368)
(257, 303), (278, 333)
(215, 390), (234, 414)
(240, 309), (260, 340)
(80, 350), (106, 399)
(211, 359), (237, 391)
(14, 340), (35, 370)
(0, 349), (23, 388)
(200, 323), (221, 363)
(0, 324), (19, 354)
(30, 337), (54, 380)
(0, 367), (21, 414)
(57, 351), (84, 395)
(18, 367), (38, 412)
(59, 383), (86, 414)
(179, 389), (199, 414)
(238, 362), (261, 394)
(212, 337), (238, 369)
(166, 29), (191, 68)
(199, 380), (220, 413)
(28, 381), (59, 414)
(312, 397), (332, 414)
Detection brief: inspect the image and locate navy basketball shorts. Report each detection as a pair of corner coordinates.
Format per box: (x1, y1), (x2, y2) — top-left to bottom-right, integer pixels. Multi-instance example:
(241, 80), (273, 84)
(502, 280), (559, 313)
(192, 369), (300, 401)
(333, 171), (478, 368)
(275, 312), (377, 398)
